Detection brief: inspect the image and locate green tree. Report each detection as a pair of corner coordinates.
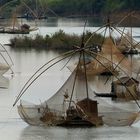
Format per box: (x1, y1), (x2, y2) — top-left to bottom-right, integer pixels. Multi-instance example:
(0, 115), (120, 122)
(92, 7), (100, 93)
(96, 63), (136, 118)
(103, 0), (124, 13)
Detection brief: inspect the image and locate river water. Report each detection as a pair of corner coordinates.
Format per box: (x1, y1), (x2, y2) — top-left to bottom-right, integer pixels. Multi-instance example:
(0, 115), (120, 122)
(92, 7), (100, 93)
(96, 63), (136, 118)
(0, 18), (140, 140)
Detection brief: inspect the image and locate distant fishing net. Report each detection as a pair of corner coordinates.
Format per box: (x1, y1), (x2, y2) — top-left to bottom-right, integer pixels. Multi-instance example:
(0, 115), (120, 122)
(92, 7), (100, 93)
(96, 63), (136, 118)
(69, 38), (132, 76)
(97, 38), (132, 75)
(75, 38), (133, 76)
(119, 31), (140, 50)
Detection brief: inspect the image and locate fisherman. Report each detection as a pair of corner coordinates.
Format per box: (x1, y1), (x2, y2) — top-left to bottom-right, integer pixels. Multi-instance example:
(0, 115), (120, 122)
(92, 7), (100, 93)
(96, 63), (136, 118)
(64, 89), (69, 99)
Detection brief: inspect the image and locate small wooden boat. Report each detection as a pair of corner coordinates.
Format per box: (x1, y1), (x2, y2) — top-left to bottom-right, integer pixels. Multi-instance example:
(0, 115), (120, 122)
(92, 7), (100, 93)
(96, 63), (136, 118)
(0, 7), (38, 34)
(0, 22), (38, 34)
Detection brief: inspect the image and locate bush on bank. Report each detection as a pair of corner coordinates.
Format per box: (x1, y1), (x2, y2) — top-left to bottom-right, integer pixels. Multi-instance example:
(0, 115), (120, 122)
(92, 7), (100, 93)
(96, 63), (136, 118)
(9, 30), (104, 51)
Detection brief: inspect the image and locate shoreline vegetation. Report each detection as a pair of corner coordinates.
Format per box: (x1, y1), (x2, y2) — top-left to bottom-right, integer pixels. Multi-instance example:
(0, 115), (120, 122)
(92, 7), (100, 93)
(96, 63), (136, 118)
(1, 1), (140, 16)
(9, 30), (104, 51)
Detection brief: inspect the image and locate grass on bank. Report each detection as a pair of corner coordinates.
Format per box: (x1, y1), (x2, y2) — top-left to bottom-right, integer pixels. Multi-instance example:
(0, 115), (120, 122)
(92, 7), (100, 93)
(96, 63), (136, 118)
(9, 30), (104, 51)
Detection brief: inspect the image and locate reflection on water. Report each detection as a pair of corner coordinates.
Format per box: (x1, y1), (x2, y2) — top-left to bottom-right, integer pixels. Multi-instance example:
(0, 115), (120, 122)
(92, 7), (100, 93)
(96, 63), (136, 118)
(0, 17), (102, 27)
(19, 125), (140, 140)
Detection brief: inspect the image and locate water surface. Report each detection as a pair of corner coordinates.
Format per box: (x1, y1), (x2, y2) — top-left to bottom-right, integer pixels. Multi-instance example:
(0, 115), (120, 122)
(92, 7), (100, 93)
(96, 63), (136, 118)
(0, 19), (140, 140)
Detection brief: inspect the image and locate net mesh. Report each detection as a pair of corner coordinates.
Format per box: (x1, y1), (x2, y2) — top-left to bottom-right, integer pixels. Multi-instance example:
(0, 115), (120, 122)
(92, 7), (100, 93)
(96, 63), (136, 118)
(119, 31), (140, 50)
(98, 38), (132, 75)
(18, 99), (140, 126)
(70, 38), (132, 76)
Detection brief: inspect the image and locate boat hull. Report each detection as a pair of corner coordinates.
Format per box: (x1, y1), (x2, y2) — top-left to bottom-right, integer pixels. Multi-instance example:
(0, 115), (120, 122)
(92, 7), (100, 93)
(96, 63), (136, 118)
(18, 100), (140, 127)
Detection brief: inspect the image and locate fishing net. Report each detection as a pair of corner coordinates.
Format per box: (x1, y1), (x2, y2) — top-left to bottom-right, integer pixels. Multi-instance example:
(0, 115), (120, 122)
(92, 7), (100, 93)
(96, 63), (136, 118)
(119, 31), (140, 50)
(17, 59), (101, 126)
(17, 62), (140, 126)
(99, 105), (140, 126)
(69, 38), (132, 76)
(18, 100), (45, 125)
(18, 98), (140, 126)
(8, 9), (21, 30)
(98, 38), (132, 75)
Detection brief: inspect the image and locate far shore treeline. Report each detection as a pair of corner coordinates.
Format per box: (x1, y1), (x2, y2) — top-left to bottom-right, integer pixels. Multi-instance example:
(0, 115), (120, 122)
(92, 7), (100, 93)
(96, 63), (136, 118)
(1, 0), (140, 18)
(9, 30), (104, 51)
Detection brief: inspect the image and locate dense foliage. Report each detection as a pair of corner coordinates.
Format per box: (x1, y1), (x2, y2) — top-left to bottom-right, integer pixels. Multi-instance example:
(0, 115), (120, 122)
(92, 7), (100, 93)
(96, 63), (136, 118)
(1, 0), (140, 17)
(46, 0), (140, 16)
(9, 30), (104, 51)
